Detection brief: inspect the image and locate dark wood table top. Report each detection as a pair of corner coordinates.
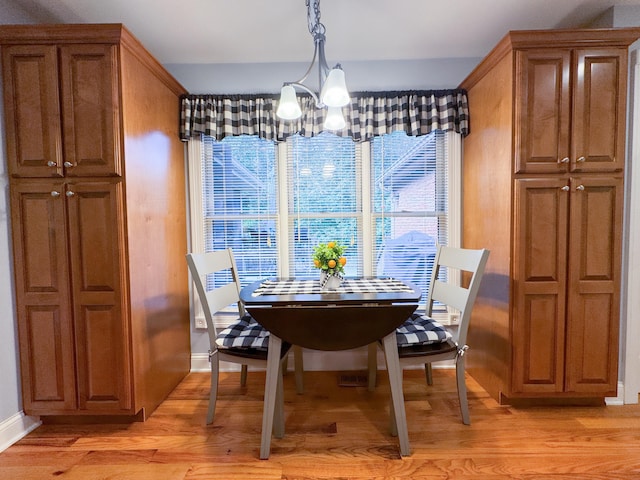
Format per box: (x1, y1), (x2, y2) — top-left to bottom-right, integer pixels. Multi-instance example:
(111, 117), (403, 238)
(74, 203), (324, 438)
(240, 277), (421, 351)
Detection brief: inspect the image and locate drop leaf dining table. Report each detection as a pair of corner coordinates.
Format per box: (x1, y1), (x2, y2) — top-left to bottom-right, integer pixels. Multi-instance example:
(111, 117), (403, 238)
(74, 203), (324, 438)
(239, 277), (421, 459)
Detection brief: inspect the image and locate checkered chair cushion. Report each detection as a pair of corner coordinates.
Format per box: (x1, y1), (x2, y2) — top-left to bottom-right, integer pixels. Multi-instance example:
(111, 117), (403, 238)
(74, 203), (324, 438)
(215, 314), (270, 351)
(396, 313), (453, 347)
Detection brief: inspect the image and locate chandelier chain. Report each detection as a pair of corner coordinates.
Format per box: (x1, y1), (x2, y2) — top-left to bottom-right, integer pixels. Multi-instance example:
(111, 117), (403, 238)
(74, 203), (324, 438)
(306, 0), (326, 37)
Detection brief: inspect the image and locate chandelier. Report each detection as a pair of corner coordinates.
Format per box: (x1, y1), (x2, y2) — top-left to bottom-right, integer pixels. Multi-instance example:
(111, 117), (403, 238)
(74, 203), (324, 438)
(276, 0), (350, 130)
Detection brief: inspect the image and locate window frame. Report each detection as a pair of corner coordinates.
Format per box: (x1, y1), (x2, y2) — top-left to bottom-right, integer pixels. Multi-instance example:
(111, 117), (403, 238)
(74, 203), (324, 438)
(187, 131), (462, 325)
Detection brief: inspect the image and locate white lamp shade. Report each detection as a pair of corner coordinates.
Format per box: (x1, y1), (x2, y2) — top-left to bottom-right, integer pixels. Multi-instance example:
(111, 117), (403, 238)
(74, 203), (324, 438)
(324, 107), (346, 131)
(320, 68), (350, 107)
(276, 85), (302, 120)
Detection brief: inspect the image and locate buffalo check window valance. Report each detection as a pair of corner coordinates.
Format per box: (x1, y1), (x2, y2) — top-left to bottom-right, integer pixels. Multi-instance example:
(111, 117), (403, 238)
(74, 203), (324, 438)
(179, 89), (469, 143)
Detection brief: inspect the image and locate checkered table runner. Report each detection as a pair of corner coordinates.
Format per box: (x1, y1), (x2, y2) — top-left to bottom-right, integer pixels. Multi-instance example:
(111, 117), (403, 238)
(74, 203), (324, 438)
(251, 277), (414, 296)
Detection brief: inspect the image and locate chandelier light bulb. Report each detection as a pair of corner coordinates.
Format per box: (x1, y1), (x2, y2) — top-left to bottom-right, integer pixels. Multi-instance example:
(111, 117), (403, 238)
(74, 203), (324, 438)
(320, 68), (350, 107)
(276, 85), (302, 120)
(324, 107), (346, 131)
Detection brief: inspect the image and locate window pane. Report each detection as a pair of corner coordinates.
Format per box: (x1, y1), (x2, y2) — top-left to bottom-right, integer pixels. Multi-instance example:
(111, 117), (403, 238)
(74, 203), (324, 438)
(202, 136), (278, 286)
(287, 132), (362, 277)
(371, 131), (448, 300)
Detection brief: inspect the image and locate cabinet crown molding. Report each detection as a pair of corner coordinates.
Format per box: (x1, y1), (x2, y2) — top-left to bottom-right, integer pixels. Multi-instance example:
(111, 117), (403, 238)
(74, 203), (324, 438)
(461, 27), (640, 91)
(0, 24), (186, 97)
(0, 23), (129, 44)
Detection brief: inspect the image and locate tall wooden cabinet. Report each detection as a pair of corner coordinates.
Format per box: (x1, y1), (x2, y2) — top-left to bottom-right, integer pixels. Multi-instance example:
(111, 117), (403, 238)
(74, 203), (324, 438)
(460, 28), (640, 403)
(1, 24), (191, 419)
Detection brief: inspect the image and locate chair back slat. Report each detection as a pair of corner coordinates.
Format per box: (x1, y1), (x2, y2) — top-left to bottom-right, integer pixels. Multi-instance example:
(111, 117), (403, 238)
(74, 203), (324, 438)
(205, 282), (241, 314)
(430, 280), (468, 312)
(438, 246), (487, 273)
(425, 245), (490, 346)
(186, 248), (244, 346)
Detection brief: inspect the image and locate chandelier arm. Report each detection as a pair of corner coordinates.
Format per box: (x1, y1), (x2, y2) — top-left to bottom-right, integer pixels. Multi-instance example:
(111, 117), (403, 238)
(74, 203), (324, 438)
(285, 81), (320, 107)
(316, 34), (331, 94)
(288, 35), (321, 86)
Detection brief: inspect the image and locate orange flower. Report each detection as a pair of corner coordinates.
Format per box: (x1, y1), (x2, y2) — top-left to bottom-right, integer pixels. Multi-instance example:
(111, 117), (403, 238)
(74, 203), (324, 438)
(314, 259), (321, 268)
(327, 259), (337, 268)
(339, 257), (347, 266)
(327, 241), (336, 249)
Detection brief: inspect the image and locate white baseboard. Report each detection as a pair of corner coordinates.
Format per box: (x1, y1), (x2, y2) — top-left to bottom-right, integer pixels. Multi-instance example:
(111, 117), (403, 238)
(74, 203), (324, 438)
(605, 381), (625, 406)
(191, 348), (455, 373)
(191, 347), (374, 373)
(0, 411), (40, 453)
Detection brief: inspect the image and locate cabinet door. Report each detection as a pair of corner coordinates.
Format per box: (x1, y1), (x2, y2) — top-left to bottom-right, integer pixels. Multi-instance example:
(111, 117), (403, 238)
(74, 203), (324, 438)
(59, 44), (122, 177)
(515, 49), (571, 174)
(66, 180), (132, 412)
(512, 178), (569, 393)
(10, 181), (77, 412)
(565, 176), (622, 394)
(572, 49), (627, 173)
(2, 45), (64, 178)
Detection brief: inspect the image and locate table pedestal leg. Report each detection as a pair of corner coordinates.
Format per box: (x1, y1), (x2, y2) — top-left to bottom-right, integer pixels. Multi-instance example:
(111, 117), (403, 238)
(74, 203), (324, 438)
(382, 332), (411, 456)
(260, 334), (282, 459)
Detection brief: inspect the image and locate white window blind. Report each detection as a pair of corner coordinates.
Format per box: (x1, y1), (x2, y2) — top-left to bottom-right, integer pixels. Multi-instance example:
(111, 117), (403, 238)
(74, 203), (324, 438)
(371, 131), (448, 301)
(201, 135), (278, 286)
(195, 130), (458, 308)
(285, 132), (363, 277)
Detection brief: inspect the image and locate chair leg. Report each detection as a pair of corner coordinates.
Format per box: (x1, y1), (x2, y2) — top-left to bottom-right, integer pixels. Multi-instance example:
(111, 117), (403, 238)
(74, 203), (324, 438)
(293, 345), (304, 394)
(367, 342), (378, 391)
(425, 362), (433, 386)
(456, 356), (470, 425)
(274, 362), (286, 439)
(207, 351), (220, 425)
(389, 396), (398, 437)
(382, 333), (410, 456)
(240, 364), (248, 387)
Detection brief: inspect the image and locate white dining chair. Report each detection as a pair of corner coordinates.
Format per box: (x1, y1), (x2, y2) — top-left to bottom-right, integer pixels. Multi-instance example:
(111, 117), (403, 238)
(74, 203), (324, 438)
(369, 244), (489, 425)
(186, 248), (296, 431)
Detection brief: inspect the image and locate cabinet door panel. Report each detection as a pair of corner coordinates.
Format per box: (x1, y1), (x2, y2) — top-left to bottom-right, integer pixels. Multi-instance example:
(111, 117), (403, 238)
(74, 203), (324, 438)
(66, 181), (131, 411)
(60, 44), (121, 177)
(515, 50), (571, 174)
(2, 45), (63, 178)
(10, 182), (76, 412)
(512, 178), (568, 393)
(572, 49), (627, 172)
(565, 177), (622, 394)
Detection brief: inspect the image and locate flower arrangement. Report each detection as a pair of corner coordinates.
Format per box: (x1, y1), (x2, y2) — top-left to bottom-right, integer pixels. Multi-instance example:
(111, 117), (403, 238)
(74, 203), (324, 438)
(312, 241), (347, 276)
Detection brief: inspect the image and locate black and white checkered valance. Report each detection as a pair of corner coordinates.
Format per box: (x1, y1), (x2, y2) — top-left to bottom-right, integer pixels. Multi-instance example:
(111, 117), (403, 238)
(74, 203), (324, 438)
(179, 89), (469, 143)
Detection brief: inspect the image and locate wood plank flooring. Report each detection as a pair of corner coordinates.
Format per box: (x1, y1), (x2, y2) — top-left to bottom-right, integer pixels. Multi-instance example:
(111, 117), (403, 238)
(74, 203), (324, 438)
(2, 368), (640, 479)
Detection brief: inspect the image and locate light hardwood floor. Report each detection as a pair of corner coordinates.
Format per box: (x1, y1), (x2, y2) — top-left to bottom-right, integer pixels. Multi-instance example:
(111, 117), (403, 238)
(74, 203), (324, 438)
(2, 368), (640, 479)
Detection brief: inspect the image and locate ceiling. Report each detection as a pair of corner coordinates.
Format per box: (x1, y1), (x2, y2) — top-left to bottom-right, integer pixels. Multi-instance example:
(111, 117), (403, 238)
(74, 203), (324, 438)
(10, 0), (640, 65)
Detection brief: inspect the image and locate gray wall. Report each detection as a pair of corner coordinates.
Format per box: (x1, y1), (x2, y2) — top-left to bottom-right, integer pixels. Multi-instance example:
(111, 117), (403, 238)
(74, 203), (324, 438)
(165, 57), (479, 94)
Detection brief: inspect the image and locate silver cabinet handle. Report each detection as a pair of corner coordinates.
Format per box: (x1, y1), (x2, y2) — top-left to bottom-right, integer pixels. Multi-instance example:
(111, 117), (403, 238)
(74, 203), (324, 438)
(559, 157), (570, 164)
(65, 190), (75, 197)
(50, 191), (60, 197)
(576, 185), (585, 191)
(561, 185), (570, 191)
(47, 161), (57, 167)
(63, 161), (73, 168)
(576, 156), (586, 162)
